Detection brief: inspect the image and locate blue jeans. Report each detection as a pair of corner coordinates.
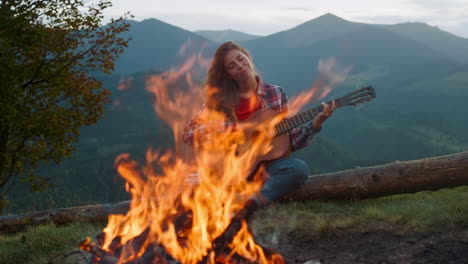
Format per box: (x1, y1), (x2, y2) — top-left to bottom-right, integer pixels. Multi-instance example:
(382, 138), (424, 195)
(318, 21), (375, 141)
(261, 157), (309, 202)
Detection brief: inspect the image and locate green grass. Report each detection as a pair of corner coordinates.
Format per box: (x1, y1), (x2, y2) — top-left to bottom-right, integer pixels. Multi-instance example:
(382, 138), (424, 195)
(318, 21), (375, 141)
(1, 186), (467, 263)
(0, 223), (104, 264)
(253, 186), (468, 239)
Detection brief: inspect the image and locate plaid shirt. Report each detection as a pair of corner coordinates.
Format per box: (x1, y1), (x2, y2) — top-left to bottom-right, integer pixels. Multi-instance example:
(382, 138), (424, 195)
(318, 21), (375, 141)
(183, 77), (321, 152)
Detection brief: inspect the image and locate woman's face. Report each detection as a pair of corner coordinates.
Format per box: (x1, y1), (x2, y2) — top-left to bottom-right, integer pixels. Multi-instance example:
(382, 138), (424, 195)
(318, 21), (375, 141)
(223, 49), (254, 82)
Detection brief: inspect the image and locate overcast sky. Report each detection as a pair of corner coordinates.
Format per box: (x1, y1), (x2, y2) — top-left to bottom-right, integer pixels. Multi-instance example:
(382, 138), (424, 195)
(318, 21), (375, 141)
(99, 0), (468, 38)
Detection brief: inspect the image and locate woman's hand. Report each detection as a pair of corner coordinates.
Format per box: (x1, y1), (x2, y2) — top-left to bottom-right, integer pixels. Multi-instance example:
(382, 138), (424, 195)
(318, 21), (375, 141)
(312, 101), (336, 130)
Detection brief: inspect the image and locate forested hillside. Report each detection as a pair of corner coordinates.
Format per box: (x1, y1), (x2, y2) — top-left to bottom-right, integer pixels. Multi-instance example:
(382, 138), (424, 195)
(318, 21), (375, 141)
(4, 14), (467, 213)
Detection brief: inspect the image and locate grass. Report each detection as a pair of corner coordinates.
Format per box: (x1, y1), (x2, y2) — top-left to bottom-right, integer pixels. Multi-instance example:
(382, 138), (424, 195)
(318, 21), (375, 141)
(1, 186), (467, 263)
(0, 222), (104, 264)
(253, 186), (468, 239)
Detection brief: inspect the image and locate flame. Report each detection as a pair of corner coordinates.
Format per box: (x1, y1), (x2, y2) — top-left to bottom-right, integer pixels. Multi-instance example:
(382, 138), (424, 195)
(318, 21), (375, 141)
(228, 221), (284, 264)
(289, 57), (352, 114)
(95, 41), (350, 263)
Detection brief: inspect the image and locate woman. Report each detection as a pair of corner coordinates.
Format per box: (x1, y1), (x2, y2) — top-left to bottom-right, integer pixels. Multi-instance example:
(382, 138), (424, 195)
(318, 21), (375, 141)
(183, 41), (335, 205)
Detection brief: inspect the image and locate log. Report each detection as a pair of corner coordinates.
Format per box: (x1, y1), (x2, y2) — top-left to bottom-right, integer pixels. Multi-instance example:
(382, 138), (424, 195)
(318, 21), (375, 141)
(286, 151), (468, 200)
(0, 200), (129, 234)
(1, 151), (467, 233)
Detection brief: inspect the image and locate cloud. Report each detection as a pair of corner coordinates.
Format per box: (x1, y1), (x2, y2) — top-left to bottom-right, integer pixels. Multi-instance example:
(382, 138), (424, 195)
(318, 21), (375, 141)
(441, 20), (468, 38)
(410, 0), (468, 9)
(284, 7), (314, 12)
(350, 1), (468, 38)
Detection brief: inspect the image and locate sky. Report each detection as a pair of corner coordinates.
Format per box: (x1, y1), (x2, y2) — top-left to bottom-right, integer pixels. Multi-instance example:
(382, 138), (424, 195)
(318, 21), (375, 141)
(99, 0), (468, 38)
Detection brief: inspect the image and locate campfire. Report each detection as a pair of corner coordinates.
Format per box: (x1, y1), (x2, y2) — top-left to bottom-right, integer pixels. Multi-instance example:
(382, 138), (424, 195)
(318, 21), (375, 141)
(79, 43), (349, 264)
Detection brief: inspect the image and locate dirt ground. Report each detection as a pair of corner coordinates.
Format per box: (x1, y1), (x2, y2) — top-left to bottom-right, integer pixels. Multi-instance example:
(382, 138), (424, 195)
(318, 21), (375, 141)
(263, 228), (468, 264)
(68, 227), (468, 264)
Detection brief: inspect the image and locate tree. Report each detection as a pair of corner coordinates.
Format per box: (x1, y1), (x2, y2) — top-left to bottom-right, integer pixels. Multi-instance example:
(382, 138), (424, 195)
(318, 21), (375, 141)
(0, 0), (131, 209)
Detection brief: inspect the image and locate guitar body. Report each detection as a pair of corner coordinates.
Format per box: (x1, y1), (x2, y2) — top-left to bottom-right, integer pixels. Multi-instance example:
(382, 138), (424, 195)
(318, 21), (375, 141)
(237, 108), (291, 169)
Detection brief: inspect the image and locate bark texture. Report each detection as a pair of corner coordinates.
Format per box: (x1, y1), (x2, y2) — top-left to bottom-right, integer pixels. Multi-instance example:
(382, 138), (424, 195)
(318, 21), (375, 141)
(0, 201), (129, 233)
(286, 151), (468, 200)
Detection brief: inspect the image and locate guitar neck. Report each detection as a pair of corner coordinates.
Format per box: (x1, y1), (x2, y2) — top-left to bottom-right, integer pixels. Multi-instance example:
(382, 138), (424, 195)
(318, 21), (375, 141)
(274, 98), (344, 136)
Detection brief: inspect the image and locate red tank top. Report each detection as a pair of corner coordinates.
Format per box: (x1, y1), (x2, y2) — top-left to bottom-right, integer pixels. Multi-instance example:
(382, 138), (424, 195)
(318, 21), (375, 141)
(235, 94), (262, 120)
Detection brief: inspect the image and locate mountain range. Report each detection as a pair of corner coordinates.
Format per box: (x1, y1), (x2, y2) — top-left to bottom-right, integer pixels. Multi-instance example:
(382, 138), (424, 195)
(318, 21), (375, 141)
(113, 13), (468, 75)
(7, 13), (468, 213)
(196, 14), (468, 64)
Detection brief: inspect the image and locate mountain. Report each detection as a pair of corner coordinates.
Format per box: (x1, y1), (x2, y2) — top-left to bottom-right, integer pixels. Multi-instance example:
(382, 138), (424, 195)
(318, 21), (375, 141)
(7, 13), (468, 213)
(242, 15), (460, 93)
(113, 19), (213, 75)
(239, 14), (467, 162)
(243, 13), (365, 48)
(195, 29), (260, 43)
(71, 14), (468, 175)
(378, 22), (468, 63)
(59, 14), (468, 170)
(111, 14), (468, 81)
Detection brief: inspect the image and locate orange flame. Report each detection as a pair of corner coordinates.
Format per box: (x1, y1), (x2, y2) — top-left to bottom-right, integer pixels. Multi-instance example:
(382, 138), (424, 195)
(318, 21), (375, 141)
(228, 221), (284, 264)
(98, 40), (349, 263)
(289, 57), (352, 114)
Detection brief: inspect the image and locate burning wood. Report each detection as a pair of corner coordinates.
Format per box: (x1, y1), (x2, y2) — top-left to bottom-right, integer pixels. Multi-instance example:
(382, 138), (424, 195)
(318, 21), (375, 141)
(79, 198), (283, 264)
(80, 229), (182, 264)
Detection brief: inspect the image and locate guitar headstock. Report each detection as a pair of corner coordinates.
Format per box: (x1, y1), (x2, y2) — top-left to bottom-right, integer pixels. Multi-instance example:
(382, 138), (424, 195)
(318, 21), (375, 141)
(339, 86), (376, 107)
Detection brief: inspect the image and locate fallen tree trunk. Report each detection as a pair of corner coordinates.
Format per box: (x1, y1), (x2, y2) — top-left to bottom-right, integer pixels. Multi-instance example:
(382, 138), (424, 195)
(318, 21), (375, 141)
(287, 151), (468, 200)
(1, 151), (467, 234)
(0, 201), (129, 234)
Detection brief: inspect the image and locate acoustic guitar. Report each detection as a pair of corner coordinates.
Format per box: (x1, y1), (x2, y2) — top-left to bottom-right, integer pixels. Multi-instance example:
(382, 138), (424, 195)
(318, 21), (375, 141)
(237, 86), (376, 178)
